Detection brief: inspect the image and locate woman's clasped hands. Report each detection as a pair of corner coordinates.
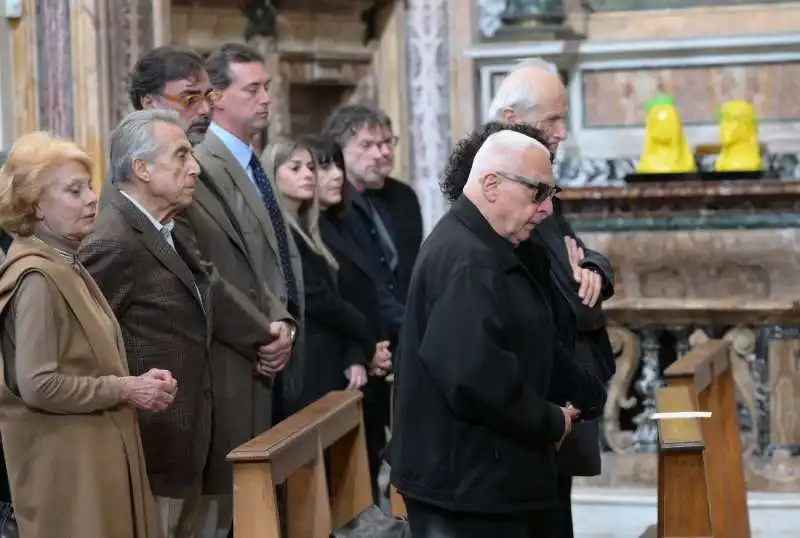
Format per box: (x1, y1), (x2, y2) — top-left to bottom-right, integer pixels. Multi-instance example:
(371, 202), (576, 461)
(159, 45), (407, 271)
(120, 368), (178, 413)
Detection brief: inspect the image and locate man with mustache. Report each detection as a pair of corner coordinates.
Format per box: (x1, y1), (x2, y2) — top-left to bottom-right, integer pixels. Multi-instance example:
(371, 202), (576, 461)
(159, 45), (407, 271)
(99, 46), (216, 208)
(128, 45), (215, 145)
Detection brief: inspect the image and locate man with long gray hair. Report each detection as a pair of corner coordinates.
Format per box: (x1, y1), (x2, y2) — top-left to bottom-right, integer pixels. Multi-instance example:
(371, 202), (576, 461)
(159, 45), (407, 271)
(79, 109), (283, 538)
(487, 59), (616, 538)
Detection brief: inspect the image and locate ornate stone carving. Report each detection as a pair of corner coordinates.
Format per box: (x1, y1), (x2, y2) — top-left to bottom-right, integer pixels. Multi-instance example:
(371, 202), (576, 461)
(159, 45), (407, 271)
(504, 0), (565, 22)
(708, 265), (771, 299)
(603, 324), (640, 454)
(638, 267), (686, 299)
(406, 0), (451, 233)
(476, 0), (567, 37)
(581, 228), (800, 304)
(636, 264), (771, 300)
(631, 328), (662, 451)
(690, 326), (760, 455)
(476, 0), (507, 38)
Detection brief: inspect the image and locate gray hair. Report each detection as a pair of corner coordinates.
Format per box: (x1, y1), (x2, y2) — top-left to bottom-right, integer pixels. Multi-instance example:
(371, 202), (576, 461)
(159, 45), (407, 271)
(487, 58), (559, 121)
(109, 109), (185, 184)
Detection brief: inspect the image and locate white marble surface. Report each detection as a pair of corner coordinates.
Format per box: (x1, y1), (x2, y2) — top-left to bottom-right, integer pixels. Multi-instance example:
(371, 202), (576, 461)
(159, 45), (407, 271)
(573, 487), (800, 538)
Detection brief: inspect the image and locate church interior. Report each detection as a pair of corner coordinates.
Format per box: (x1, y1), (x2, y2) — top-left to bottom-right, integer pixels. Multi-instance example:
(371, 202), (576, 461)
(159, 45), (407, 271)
(2, 0), (800, 536)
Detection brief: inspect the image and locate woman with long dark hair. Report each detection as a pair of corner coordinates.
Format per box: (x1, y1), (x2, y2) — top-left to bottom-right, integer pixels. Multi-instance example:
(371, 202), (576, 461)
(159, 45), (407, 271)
(300, 135), (393, 503)
(264, 138), (383, 411)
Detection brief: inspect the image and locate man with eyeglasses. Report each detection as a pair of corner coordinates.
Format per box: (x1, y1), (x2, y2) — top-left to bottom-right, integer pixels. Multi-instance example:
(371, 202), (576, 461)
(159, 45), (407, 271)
(128, 45), (217, 145)
(390, 126), (604, 538)
(488, 59), (616, 538)
(100, 46), (218, 208)
(371, 110), (423, 296)
(98, 45), (295, 538)
(323, 104), (405, 506)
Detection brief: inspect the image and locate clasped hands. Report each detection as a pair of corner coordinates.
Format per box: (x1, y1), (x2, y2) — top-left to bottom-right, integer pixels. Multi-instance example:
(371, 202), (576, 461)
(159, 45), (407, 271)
(121, 368), (178, 413)
(255, 321), (294, 377)
(564, 236), (603, 308)
(369, 340), (392, 377)
(343, 340), (393, 391)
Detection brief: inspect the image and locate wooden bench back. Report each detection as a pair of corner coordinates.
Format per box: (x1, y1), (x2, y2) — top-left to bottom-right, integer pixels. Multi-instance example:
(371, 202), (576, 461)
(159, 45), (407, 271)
(227, 391), (373, 538)
(655, 384), (713, 537)
(659, 339), (751, 538)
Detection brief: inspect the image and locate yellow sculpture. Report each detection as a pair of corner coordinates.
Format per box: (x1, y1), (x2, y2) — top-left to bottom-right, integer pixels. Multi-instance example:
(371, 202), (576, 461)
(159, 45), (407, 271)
(637, 94), (696, 174)
(715, 100), (762, 172)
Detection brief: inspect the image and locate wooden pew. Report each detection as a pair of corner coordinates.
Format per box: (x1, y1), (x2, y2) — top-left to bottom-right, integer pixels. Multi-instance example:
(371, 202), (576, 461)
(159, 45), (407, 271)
(655, 384), (713, 537)
(663, 339), (751, 538)
(227, 391), (373, 538)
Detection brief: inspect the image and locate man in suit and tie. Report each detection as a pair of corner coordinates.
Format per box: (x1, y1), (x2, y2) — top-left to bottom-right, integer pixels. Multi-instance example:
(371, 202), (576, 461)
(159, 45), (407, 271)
(173, 42), (304, 534)
(79, 109), (288, 538)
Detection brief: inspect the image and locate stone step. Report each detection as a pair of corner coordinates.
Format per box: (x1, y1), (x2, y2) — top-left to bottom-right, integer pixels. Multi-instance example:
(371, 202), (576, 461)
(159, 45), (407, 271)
(572, 487), (800, 538)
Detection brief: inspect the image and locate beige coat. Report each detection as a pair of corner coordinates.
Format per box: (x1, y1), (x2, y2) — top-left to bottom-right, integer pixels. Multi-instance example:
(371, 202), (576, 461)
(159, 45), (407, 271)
(0, 235), (160, 538)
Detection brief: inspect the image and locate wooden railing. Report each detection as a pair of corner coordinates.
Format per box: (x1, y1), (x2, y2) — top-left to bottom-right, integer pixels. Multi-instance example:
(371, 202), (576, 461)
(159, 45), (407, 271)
(227, 390), (373, 538)
(651, 339), (751, 538)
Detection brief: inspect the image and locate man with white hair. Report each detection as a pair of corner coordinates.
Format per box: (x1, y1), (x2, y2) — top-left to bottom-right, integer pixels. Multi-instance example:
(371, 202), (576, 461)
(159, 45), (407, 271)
(390, 127), (587, 537)
(79, 109), (285, 538)
(488, 59), (617, 538)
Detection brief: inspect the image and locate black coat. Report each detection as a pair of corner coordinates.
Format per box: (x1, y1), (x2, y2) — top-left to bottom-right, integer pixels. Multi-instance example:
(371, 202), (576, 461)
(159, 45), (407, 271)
(291, 227), (373, 410)
(371, 177), (423, 297)
(320, 212), (392, 427)
(341, 184), (405, 340)
(391, 196), (576, 515)
(529, 197), (616, 477)
(319, 213), (388, 347)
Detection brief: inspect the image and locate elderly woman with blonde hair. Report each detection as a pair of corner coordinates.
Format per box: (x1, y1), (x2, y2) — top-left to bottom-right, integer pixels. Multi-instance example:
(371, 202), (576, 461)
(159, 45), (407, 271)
(0, 131), (176, 538)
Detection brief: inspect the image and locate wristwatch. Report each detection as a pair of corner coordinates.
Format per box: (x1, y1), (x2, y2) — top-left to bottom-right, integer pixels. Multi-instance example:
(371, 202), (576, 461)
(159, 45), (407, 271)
(287, 322), (297, 343)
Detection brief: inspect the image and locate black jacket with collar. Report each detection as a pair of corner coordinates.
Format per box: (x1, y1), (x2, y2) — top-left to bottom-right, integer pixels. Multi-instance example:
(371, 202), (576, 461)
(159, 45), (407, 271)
(526, 197), (616, 477)
(391, 196), (573, 514)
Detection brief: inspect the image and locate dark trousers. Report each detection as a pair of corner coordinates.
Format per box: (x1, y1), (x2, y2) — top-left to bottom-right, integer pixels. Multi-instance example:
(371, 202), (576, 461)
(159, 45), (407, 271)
(552, 475), (574, 538)
(405, 497), (555, 538)
(363, 379), (391, 504)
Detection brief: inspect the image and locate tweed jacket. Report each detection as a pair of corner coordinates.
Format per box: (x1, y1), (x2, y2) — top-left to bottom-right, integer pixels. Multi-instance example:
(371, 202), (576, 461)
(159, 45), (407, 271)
(79, 189), (273, 496)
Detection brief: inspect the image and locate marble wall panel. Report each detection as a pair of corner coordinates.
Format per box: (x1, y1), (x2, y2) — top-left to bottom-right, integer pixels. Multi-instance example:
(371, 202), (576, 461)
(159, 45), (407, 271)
(36, 0), (72, 137)
(107, 0), (155, 126)
(582, 62), (800, 128)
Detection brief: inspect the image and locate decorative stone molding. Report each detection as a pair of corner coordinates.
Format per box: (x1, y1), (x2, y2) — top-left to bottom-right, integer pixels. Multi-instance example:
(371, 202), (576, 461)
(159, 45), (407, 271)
(406, 0), (451, 234)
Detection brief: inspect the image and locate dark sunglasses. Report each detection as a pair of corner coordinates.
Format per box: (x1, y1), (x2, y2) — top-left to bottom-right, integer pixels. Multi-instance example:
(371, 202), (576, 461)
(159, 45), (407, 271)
(494, 171), (562, 203)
